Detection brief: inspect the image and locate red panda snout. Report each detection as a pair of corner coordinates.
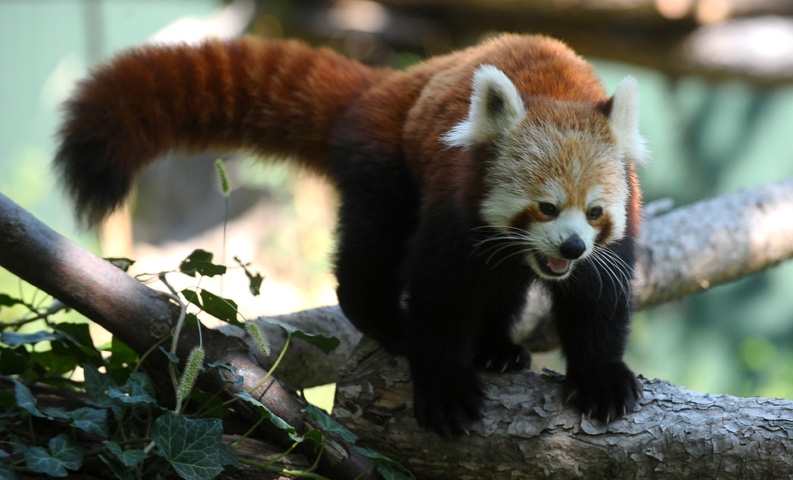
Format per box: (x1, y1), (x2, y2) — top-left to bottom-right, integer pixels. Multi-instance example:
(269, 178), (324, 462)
(559, 234), (586, 260)
(525, 210), (597, 279)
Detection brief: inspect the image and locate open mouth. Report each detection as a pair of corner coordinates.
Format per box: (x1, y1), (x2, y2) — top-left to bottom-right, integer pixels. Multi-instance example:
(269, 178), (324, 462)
(533, 252), (572, 278)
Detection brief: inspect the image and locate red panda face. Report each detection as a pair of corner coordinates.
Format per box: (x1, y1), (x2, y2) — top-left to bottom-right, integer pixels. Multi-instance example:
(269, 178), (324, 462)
(443, 65), (646, 280)
(480, 112), (630, 279)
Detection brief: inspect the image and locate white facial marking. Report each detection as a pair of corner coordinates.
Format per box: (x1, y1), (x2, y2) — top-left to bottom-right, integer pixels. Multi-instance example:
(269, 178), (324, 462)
(533, 209), (595, 258)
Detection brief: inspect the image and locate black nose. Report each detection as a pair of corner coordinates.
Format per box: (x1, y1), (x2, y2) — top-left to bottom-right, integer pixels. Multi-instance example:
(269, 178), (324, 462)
(559, 234), (586, 260)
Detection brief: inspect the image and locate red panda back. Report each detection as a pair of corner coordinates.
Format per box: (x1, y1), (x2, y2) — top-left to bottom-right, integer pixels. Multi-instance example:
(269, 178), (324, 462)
(56, 38), (389, 225)
(401, 34), (608, 211)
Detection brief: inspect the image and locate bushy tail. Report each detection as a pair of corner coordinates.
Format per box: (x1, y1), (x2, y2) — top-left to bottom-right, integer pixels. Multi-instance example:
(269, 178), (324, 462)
(55, 38), (387, 225)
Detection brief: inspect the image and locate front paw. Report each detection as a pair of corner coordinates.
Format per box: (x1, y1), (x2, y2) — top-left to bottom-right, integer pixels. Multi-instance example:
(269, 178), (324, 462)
(564, 361), (642, 423)
(412, 366), (485, 436)
(474, 342), (531, 373)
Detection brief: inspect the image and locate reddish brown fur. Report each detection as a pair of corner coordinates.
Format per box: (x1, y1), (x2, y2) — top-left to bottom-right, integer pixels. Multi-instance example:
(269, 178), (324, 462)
(61, 38), (390, 182)
(400, 35), (608, 213)
(56, 33), (645, 434)
(59, 34), (630, 224)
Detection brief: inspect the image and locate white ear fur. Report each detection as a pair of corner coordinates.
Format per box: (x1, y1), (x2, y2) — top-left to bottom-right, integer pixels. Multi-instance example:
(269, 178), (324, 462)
(442, 65), (526, 147)
(610, 76), (649, 164)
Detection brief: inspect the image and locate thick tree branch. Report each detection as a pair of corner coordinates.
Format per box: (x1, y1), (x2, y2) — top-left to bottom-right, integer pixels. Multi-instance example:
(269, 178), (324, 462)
(634, 177), (793, 307)
(333, 339), (793, 480)
(0, 192), (377, 480)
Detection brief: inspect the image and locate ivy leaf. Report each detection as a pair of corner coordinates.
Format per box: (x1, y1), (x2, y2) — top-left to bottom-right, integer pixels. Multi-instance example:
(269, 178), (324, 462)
(182, 289), (242, 326)
(99, 454), (136, 480)
(234, 256), (263, 296)
(104, 336), (138, 385)
(304, 405), (414, 479)
(82, 364), (115, 396)
(206, 361), (244, 387)
(0, 461), (17, 480)
(304, 404), (357, 443)
(8, 434), (28, 455)
(31, 349), (78, 377)
(48, 435), (83, 471)
(103, 441), (148, 467)
(158, 346), (181, 364)
(199, 290), (241, 326)
(181, 289), (201, 307)
(25, 447), (65, 477)
(52, 323), (103, 365)
(13, 380), (46, 418)
(24, 435), (83, 477)
(105, 257), (135, 272)
(107, 372), (157, 406)
(216, 442), (239, 468)
(353, 446), (415, 480)
(377, 463), (417, 480)
(68, 407), (109, 438)
(1, 331), (61, 347)
(267, 319), (340, 354)
(179, 250), (226, 278)
(151, 412), (224, 480)
(82, 364), (122, 414)
(41, 406), (70, 420)
(0, 345), (30, 375)
(0, 293), (30, 313)
(235, 391), (302, 442)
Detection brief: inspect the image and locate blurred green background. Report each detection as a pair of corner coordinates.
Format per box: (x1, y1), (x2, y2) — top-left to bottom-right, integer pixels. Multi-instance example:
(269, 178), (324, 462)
(1, 0), (792, 403)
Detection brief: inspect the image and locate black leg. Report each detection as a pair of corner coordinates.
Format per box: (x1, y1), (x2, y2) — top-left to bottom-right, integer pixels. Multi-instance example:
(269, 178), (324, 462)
(332, 160), (418, 354)
(551, 239), (642, 422)
(403, 215), (531, 435)
(473, 275), (532, 373)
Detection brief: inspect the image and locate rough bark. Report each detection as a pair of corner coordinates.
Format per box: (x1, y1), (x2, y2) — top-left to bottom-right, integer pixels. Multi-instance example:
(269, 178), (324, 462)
(634, 177), (793, 307)
(333, 339), (793, 480)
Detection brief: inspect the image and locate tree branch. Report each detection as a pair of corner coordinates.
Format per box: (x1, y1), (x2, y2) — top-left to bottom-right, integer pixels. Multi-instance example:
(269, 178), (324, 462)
(634, 177), (793, 307)
(333, 338), (793, 479)
(0, 192), (377, 480)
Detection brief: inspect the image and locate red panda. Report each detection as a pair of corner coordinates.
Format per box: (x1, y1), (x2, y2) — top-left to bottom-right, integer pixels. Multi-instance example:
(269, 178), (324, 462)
(55, 34), (646, 435)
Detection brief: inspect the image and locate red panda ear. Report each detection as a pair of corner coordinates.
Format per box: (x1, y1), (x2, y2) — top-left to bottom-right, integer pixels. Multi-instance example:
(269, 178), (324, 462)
(443, 65), (526, 148)
(609, 76), (649, 165)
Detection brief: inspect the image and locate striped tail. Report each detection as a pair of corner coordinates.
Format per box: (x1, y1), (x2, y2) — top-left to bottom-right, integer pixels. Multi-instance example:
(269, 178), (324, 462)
(54, 38), (388, 225)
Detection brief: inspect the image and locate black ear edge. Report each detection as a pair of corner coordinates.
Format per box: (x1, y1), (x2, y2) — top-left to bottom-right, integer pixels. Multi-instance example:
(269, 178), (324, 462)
(597, 96), (614, 117)
(485, 84), (508, 118)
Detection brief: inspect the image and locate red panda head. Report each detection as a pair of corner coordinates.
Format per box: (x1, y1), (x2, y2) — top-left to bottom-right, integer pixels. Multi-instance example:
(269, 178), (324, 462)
(443, 65), (647, 280)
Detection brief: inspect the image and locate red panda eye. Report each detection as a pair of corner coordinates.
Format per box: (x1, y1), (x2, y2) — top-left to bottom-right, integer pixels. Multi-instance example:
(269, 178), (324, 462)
(539, 202), (559, 218)
(587, 206), (603, 221)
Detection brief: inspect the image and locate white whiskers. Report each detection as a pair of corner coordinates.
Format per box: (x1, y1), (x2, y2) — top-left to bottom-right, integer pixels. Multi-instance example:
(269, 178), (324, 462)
(585, 244), (634, 314)
(470, 225), (539, 270)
